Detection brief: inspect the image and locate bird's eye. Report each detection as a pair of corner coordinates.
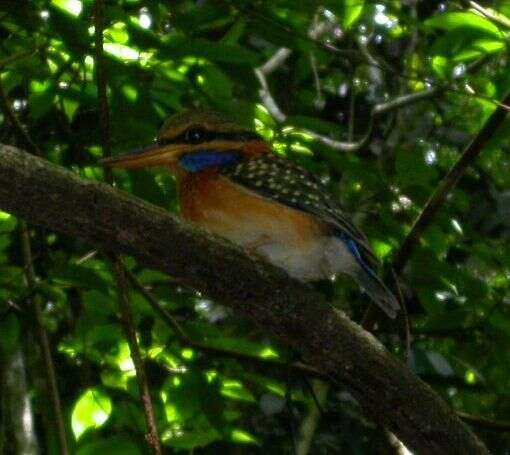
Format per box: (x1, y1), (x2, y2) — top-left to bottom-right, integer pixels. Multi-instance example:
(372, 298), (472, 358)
(184, 127), (207, 144)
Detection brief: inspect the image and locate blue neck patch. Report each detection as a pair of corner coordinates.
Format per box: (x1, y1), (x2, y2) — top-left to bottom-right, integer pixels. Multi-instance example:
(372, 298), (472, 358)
(179, 151), (241, 172)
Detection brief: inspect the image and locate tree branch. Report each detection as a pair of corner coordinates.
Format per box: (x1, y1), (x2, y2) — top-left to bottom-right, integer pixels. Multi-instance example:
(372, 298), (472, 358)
(457, 412), (510, 432)
(19, 223), (69, 455)
(112, 259), (162, 453)
(253, 14), (438, 152)
(0, 144), (489, 454)
(255, 41), (437, 152)
(392, 91), (510, 273)
(93, 1), (161, 452)
(460, 1), (510, 29)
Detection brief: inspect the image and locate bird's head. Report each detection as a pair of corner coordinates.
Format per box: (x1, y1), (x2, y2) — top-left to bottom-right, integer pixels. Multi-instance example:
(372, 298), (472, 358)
(101, 110), (267, 174)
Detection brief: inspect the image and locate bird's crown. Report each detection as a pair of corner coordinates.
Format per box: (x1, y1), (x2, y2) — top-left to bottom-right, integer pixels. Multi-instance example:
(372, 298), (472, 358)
(157, 110), (260, 145)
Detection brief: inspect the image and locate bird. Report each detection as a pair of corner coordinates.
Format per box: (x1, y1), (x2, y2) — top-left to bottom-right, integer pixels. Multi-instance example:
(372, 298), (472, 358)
(101, 110), (399, 318)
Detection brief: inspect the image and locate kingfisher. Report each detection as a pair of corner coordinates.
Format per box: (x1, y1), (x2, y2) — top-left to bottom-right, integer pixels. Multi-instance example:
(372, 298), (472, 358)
(101, 110), (399, 318)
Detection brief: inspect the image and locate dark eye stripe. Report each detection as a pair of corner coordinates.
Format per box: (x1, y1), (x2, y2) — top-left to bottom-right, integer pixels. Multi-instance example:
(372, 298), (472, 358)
(158, 130), (261, 146)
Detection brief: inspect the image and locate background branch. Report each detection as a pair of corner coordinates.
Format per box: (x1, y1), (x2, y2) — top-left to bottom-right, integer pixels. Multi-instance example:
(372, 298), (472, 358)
(255, 39), (437, 152)
(392, 91), (510, 273)
(0, 75), (68, 455)
(19, 223), (69, 455)
(112, 259), (162, 454)
(125, 265), (327, 379)
(93, 1), (161, 452)
(0, 144), (488, 455)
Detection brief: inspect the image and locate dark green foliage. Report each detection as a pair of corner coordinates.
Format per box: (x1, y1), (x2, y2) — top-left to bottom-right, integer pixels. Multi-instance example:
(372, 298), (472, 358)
(0, 0), (509, 453)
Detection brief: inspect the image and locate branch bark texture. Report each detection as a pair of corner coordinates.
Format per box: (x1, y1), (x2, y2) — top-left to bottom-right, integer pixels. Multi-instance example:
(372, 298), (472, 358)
(0, 144), (488, 454)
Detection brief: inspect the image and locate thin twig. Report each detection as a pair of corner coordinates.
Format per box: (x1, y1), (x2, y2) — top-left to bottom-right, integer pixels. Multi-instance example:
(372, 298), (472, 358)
(307, 87), (438, 151)
(296, 380), (329, 455)
(255, 41), (438, 152)
(254, 47), (291, 122)
(460, 0), (510, 30)
(392, 91), (510, 273)
(124, 267), (328, 380)
(93, 0), (112, 183)
(112, 259), (162, 453)
(392, 269), (411, 365)
(19, 222), (69, 455)
(254, 13), (440, 152)
(254, 19), (334, 123)
(93, 1), (161, 452)
(0, 48), (39, 70)
(347, 83), (355, 142)
(253, 7), (509, 153)
(458, 411), (510, 432)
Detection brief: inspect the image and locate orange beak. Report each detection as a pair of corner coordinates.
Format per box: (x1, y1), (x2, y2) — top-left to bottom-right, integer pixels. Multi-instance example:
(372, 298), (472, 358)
(100, 143), (188, 169)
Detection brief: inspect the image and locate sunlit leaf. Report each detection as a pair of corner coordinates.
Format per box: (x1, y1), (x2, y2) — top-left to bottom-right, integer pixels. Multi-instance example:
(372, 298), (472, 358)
(425, 12), (502, 37)
(72, 388), (112, 440)
(343, 0), (365, 28)
(454, 39), (505, 61)
(52, 0), (82, 17)
(230, 428), (259, 445)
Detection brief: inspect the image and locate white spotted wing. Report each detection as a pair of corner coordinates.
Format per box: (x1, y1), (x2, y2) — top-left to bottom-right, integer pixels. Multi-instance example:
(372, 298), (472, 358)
(221, 154), (378, 268)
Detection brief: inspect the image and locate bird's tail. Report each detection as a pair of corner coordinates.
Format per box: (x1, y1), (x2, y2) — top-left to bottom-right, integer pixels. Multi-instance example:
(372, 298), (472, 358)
(352, 267), (400, 319)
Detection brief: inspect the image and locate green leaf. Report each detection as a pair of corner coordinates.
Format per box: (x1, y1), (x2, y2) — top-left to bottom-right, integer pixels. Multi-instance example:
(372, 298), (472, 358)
(51, 0), (82, 17)
(77, 436), (140, 455)
(29, 80), (56, 120)
(454, 38), (505, 61)
(230, 428), (259, 445)
(431, 55), (449, 77)
(221, 378), (256, 403)
(52, 264), (109, 292)
(72, 388), (113, 440)
(425, 12), (503, 37)
(343, 0), (365, 28)
(159, 37), (259, 65)
(197, 63), (233, 100)
(163, 427), (221, 449)
(395, 150), (438, 188)
(0, 211), (17, 233)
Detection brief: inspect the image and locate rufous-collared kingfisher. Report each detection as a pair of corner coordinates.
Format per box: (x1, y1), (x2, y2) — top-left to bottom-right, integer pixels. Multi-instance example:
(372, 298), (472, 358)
(102, 110), (399, 318)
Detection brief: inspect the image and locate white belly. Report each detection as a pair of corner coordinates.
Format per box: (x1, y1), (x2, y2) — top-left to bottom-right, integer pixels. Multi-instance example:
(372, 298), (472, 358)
(212, 215), (358, 281)
(257, 235), (358, 281)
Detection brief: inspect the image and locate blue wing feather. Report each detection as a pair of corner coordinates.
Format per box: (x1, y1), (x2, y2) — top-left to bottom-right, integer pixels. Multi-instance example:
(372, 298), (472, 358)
(343, 236), (378, 279)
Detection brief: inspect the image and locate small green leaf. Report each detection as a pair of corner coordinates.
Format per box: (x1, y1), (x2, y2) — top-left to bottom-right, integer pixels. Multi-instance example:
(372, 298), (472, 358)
(396, 150), (438, 188)
(230, 428), (259, 445)
(431, 55), (449, 78)
(159, 37), (259, 65)
(72, 388), (112, 440)
(51, 0), (82, 17)
(425, 12), (502, 37)
(343, 0), (365, 28)
(454, 38), (505, 61)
